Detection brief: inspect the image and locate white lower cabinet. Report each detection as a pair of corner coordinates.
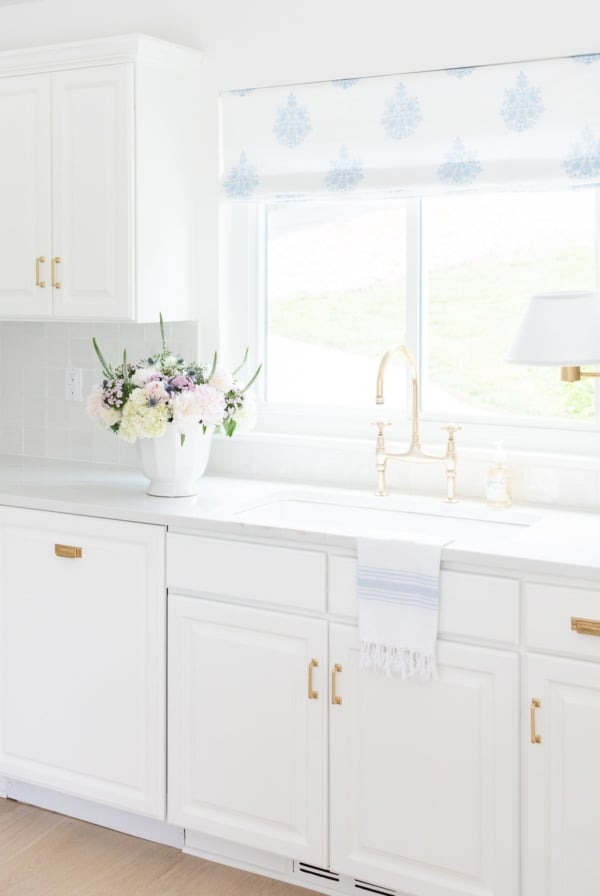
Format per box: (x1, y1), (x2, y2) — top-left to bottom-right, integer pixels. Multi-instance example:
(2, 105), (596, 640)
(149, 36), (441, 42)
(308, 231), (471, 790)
(0, 506), (166, 819)
(167, 595), (328, 864)
(166, 554), (519, 896)
(524, 654), (600, 896)
(329, 624), (519, 896)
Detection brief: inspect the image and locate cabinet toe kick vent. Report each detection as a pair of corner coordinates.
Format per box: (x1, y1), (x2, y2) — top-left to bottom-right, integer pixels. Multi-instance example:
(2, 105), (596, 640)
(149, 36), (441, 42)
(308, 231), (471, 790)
(297, 862), (340, 883)
(295, 864), (397, 896)
(354, 879), (398, 896)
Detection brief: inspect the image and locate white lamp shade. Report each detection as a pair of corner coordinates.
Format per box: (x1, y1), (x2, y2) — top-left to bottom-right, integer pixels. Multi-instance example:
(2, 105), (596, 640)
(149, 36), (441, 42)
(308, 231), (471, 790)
(507, 291), (600, 366)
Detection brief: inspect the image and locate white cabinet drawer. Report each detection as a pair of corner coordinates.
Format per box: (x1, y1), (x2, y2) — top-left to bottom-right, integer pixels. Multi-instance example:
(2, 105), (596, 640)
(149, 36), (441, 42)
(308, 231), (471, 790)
(329, 556), (519, 645)
(525, 582), (600, 660)
(167, 533), (326, 612)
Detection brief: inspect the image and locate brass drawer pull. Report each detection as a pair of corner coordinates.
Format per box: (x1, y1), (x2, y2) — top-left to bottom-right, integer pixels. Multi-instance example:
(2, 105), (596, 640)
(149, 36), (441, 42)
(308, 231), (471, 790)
(571, 616), (600, 637)
(308, 658), (319, 700)
(35, 256), (46, 288)
(52, 256), (62, 289)
(332, 663), (343, 705)
(530, 698), (541, 744)
(55, 544), (82, 559)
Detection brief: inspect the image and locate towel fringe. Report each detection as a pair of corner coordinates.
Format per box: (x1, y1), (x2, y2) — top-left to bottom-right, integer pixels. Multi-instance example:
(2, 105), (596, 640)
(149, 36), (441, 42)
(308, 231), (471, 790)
(360, 641), (437, 682)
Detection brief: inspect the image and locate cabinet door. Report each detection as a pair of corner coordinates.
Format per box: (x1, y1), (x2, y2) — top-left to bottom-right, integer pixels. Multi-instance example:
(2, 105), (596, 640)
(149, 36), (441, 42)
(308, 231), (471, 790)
(0, 507), (166, 819)
(168, 595), (328, 864)
(51, 64), (134, 320)
(524, 654), (600, 896)
(0, 74), (52, 317)
(330, 624), (518, 896)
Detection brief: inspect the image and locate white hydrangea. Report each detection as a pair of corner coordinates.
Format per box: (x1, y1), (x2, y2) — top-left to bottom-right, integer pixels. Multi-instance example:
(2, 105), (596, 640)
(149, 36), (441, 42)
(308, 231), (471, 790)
(119, 389), (170, 442)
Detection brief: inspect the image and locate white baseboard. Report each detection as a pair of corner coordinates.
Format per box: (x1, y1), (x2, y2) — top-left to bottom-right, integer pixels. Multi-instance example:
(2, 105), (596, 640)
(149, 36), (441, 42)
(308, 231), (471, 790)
(6, 779), (184, 848)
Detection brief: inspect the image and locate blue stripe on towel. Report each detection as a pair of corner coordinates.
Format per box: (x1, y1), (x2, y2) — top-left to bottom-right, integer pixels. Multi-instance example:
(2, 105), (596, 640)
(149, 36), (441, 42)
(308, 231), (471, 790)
(358, 576), (438, 600)
(358, 590), (438, 609)
(358, 566), (439, 609)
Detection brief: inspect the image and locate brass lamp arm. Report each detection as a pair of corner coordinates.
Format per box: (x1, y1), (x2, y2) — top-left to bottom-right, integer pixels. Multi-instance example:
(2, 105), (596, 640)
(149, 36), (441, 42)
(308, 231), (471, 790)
(561, 366), (600, 382)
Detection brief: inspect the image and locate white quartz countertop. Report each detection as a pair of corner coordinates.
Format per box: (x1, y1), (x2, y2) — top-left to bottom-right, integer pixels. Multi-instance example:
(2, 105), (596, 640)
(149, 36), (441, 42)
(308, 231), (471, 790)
(1, 455), (599, 582)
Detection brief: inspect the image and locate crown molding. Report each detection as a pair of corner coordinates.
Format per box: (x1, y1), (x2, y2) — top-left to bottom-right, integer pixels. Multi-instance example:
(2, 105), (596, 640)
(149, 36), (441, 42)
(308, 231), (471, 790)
(0, 33), (204, 77)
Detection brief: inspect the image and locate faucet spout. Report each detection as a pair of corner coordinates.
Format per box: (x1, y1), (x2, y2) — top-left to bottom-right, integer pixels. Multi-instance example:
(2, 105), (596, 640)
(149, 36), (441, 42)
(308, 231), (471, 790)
(375, 345), (420, 451)
(373, 344), (461, 502)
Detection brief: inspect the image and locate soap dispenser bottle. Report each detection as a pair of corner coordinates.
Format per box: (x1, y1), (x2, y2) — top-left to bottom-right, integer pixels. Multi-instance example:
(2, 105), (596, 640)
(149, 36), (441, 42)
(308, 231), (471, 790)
(486, 441), (512, 508)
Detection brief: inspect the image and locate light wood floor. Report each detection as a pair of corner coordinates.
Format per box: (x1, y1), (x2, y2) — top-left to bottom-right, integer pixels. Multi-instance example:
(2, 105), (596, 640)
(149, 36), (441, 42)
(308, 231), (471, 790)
(0, 798), (319, 896)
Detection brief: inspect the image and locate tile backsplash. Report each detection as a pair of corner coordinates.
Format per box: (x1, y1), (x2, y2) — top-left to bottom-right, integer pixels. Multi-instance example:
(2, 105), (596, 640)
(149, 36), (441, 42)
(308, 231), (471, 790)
(1, 319), (599, 511)
(0, 320), (200, 467)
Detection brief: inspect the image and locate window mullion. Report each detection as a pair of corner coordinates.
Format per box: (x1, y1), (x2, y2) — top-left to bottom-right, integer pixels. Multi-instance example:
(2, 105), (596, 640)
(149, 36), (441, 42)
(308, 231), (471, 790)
(406, 198), (423, 417)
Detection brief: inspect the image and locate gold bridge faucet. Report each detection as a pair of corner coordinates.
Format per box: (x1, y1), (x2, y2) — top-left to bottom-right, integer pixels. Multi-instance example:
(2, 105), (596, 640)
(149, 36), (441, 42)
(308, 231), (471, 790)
(373, 345), (461, 503)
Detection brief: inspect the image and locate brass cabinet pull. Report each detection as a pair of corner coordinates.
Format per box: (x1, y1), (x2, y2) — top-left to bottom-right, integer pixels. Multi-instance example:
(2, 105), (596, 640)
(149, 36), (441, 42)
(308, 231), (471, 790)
(332, 663), (343, 705)
(530, 698), (541, 744)
(571, 616), (600, 637)
(55, 543), (82, 559)
(308, 658), (319, 700)
(52, 256), (62, 289)
(35, 256), (46, 288)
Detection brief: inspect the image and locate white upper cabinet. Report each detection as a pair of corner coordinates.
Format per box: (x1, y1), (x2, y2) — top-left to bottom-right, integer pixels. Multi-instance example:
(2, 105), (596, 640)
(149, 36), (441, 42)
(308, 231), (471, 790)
(0, 35), (203, 321)
(0, 74), (52, 317)
(51, 65), (133, 320)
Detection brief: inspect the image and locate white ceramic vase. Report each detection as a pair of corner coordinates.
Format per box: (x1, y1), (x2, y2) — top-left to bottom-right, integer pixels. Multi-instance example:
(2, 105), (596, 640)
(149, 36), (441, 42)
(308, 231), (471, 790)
(138, 424), (213, 497)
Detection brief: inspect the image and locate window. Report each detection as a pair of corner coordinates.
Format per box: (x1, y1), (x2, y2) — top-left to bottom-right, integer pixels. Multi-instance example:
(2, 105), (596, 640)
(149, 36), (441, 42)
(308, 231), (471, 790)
(265, 200), (407, 408)
(224, 187), (600, 446)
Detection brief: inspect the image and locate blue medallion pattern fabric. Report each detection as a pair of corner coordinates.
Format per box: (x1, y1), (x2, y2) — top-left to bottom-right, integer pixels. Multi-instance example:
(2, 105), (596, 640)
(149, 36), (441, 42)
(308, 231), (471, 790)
(273, 93), (312, 148)
(220, 52), (600, 200)
(438, 139), (482, 186)
(222, 152), (259, 199)
(445, 66), (476, 78)
(331, 78), (359, 89)
(572, 54), (600, 65)
(325, 146), (364, 192)
(382, 83), (422, 139)
(563, 128), (600, 179)
(501, 71), (544, 132)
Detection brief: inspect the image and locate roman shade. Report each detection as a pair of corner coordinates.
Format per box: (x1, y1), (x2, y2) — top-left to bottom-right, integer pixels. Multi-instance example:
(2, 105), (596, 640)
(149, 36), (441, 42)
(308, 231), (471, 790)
(220, 54), (600, 200)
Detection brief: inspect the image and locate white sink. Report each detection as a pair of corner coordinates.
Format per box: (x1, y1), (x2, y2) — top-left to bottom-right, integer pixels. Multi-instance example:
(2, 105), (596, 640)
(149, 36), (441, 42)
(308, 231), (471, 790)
(235, 496), (539, 545)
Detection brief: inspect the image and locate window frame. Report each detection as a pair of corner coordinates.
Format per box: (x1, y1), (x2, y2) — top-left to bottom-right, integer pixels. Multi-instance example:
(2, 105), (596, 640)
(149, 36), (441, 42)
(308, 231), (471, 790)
(220, 191), (600, 457)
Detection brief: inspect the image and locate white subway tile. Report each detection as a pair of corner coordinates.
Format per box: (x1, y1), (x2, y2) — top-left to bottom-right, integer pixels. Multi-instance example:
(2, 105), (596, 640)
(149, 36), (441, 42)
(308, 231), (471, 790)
(46, 426), (70, 460)
(23, 426), (46, 458)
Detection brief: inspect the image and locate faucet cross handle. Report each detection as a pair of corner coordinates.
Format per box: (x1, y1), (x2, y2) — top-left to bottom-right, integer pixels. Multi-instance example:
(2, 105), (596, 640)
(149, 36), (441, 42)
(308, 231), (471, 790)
(372, 420), (390, 450)
(442, 424), (461, 447)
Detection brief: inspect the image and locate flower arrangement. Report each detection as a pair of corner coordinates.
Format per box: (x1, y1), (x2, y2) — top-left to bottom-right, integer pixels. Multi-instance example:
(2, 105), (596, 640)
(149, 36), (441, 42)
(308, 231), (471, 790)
(87, 316), (260, 444)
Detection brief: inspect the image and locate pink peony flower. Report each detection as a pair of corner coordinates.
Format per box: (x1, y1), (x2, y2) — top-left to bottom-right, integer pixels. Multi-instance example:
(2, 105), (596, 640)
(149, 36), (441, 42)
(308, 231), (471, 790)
(195, 383), (227, 426)
(144, 379), (168, 403)
(209, 367), (234, 393)
(169, 375), (195, 390)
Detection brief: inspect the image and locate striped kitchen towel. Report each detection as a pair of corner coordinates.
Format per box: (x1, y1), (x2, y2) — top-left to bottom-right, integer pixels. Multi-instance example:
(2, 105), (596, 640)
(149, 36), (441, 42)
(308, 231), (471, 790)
(357, 534), (452, 681)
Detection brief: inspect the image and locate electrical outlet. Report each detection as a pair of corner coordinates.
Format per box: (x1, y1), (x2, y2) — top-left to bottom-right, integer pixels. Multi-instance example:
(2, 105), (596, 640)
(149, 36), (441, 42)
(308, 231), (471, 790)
(65, 368), (83, 402)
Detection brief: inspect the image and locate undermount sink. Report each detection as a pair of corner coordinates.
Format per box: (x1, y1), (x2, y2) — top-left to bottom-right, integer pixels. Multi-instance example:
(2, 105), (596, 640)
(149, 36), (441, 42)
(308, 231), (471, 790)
(235, 495), (540, 545)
